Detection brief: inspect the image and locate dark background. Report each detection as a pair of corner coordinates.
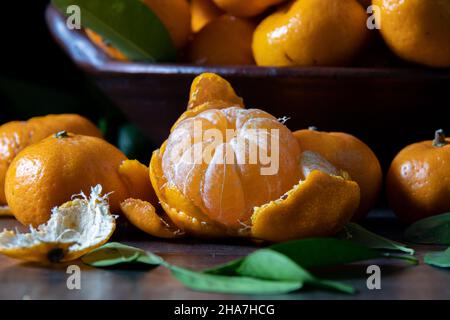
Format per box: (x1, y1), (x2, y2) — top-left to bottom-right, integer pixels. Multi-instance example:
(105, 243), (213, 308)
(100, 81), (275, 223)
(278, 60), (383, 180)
(0, 0), (150, 161)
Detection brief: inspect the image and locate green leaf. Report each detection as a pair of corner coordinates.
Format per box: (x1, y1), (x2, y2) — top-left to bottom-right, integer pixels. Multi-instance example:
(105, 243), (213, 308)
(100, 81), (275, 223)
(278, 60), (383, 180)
(207, 238), (381, 275)
(270, 238), (381, 269)
(339, 223), (415, 255)
(405, 212), (450, 245)
(236, 249), (355, 294)
(52, 0), (176, 62)
(424, 247), (450, 268)
(205, 258), (243, 275)
(169, 265), (302, 295)
(82, 242), (163, 267)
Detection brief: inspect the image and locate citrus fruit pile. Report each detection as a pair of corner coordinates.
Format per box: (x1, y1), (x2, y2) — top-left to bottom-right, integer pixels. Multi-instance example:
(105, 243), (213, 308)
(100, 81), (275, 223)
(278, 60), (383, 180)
(83, 0), (450, 68)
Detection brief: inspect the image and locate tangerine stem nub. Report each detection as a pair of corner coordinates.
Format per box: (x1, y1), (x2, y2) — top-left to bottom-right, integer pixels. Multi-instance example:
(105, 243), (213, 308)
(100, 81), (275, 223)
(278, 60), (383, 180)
(55, 131), (69, 139)
(433, 129), (447, 147)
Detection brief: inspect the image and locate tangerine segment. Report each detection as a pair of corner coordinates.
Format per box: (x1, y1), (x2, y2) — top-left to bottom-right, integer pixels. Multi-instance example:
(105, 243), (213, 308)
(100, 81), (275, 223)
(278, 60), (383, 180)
(188, 73), (244, 110)
(161, 107), (301, 228)
(118, 160), (157, 204)
(251, 170), (360, 242)
(120, 198), (182, 239)
(150, 147), (229, 237)
(171, 100), (242, 132)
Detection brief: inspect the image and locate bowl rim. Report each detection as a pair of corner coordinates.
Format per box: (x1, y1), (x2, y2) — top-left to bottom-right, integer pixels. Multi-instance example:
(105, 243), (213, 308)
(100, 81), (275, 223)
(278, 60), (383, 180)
(45, 4), (450, 80)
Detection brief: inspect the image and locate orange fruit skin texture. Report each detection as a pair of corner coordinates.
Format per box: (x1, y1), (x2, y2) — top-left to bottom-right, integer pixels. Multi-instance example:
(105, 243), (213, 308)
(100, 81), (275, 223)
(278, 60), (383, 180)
(387, 137), (450, 223)
(252, 0), (369, 66)
(4, 133), (150, 227)
(294, 129), (382, 221)
(142, 0), (191, 49)
(191, 0), (224, 33)
(187, 15), (256, 65)
(212, 0), (287, 17)
(0, 114), (102, 205)
(373, 0), (450, 68)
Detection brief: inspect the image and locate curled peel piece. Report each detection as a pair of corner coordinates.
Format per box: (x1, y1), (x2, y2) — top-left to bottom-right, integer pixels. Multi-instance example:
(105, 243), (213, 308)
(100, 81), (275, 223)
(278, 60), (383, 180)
(188, 73), (244, 110)
(0, 185), (115, 263)
(150, 148), (229, 238)
(0, 206), (12, 217)
(118, 159), (158, 204)
(120, 198), (183, 239)
(251, 152), (360, 242)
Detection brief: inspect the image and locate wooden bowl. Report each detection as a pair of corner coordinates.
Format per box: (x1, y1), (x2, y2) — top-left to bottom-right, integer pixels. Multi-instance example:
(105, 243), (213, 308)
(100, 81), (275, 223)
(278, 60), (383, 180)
(45, 5), (450, 168)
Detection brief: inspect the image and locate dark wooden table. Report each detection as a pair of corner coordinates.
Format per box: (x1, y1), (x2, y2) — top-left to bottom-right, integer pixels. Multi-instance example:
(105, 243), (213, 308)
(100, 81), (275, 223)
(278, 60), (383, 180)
(0, 211), (449, 300)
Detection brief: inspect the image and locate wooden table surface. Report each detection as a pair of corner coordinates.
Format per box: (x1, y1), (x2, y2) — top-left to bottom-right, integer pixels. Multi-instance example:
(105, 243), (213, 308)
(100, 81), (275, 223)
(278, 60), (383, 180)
(0, 211), (449, 300)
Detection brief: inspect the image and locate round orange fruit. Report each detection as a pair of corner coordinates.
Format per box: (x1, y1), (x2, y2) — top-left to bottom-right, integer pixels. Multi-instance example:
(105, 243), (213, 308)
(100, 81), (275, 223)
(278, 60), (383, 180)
(0, 114), (102, 205)
(252, 0), (369, 66)
(187, 15), (256, 65)
(387, 130), (450, 223)
(212, 0), (287, 17)
(373, 0), (450, 68)
(191, 0), (223, 32)
(5, 131), (153, 227)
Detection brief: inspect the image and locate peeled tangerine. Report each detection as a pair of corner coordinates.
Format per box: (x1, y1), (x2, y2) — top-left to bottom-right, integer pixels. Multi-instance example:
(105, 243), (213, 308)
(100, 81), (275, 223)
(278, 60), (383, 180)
(121, 73), (360, 242)
(0, 185), (115, 263)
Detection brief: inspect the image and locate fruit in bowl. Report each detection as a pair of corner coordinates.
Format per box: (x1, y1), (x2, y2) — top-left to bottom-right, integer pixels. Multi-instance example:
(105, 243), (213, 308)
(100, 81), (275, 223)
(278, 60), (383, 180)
(252, 0), (369, 66)
(54, 0), (450, 68)
(121, 73), (362, 242)
(373, 0), (450, 68)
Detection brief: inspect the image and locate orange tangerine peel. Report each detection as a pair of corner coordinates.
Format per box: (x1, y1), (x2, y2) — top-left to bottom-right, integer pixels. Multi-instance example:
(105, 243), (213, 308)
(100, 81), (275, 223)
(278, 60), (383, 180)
(120, 198), (182, 239)
(251, 152), (360, 242)
(0, 185), (115, 263)
(0, 206), (12, 217)
(187, 73), (244, 110)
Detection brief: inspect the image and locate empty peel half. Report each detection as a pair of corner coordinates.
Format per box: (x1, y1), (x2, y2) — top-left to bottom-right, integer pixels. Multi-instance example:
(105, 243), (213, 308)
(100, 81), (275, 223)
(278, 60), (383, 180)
(0, 185), (115, 263)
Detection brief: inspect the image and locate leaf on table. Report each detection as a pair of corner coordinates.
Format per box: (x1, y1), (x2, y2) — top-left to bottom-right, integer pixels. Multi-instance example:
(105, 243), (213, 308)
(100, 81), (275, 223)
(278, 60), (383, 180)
(424, 247), (450, 268)
(206, 237), (416, 275)
(169, 265), (302, 295)
(236, 249), (355, 294)
(82, 242), (163, 267)
(270, 238), (381, 269)
(404, 212), (450, 245)
(52, 0), (176, 62)
(339, 223), (415, 255)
